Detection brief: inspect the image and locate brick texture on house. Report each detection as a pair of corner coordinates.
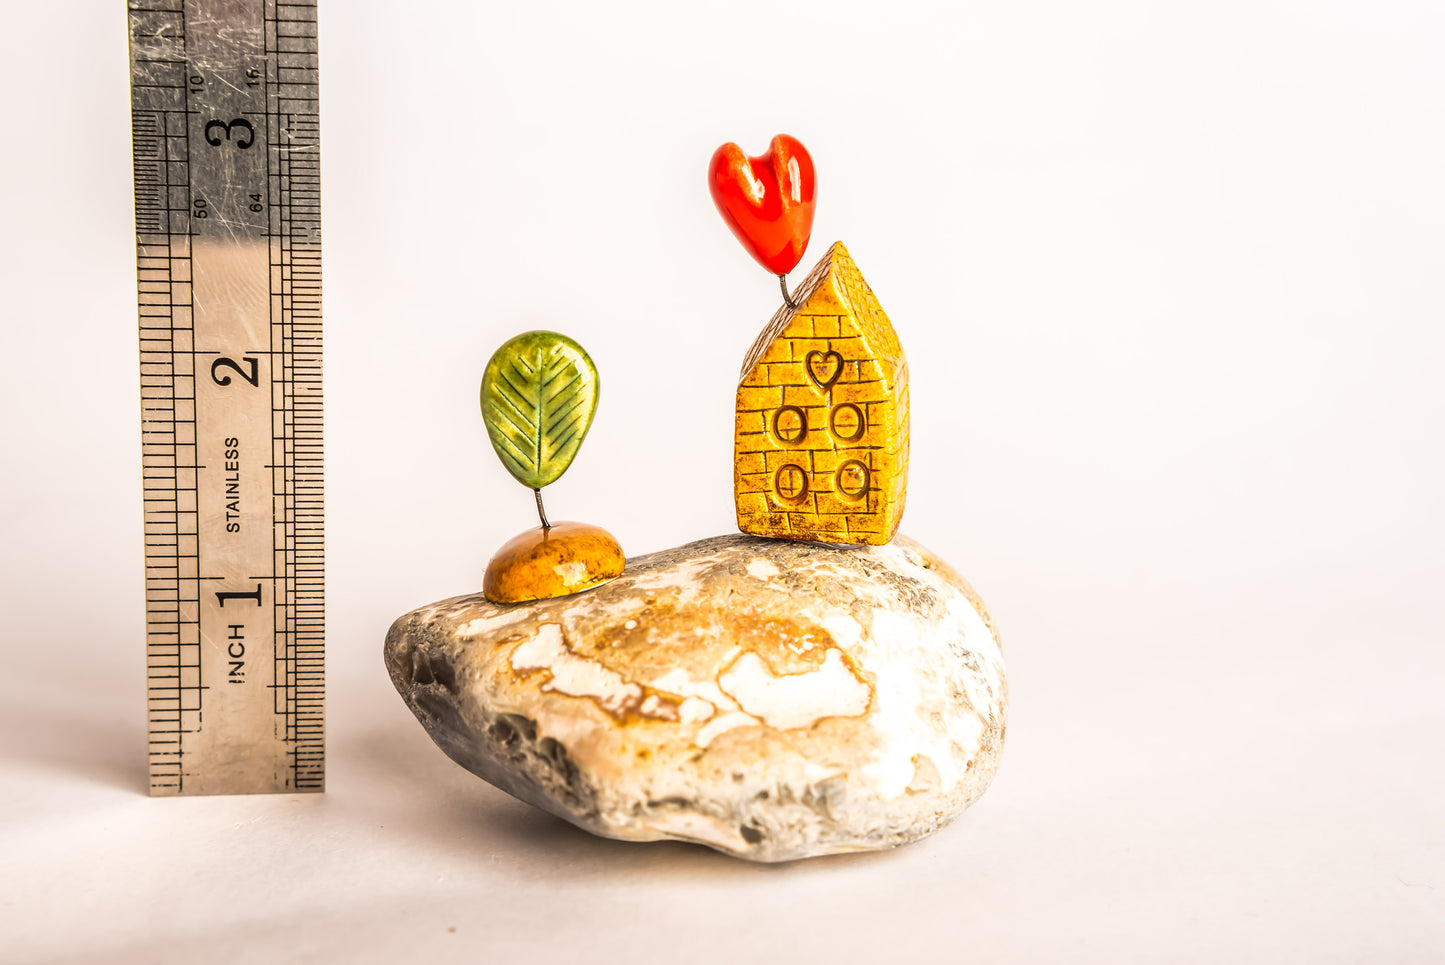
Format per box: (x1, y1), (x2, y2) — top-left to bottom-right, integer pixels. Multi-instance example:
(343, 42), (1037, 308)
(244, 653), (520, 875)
(734, 242), (909, 545)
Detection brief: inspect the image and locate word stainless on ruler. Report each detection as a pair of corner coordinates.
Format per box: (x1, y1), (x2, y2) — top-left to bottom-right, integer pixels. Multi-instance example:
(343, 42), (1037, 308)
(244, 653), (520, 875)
(128, 0), (323, 795)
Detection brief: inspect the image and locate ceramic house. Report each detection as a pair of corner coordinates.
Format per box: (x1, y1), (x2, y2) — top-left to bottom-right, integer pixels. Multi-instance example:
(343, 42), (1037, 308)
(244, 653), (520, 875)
(733, 241), (909, 545)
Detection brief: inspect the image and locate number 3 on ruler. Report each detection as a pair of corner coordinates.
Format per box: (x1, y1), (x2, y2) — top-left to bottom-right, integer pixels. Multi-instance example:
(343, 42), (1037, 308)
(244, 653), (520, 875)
(204, 118), (255, 149)
(211, 356), (259, 387)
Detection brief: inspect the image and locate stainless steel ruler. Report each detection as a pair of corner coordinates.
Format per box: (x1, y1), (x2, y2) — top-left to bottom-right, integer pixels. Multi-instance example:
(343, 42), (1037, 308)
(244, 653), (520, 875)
(128, 0), (323, 795)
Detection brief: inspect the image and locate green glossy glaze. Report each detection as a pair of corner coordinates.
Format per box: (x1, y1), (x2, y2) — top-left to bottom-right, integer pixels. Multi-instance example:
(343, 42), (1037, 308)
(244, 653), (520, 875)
(480, 330), (599, 490)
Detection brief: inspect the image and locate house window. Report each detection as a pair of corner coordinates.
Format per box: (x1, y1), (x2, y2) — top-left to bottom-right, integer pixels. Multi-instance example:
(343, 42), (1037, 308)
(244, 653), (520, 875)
(836, 460), (870, 502)
(829, 403), (865, 443)
(771, 405), (808, 446)
(773, 464), (810, 505)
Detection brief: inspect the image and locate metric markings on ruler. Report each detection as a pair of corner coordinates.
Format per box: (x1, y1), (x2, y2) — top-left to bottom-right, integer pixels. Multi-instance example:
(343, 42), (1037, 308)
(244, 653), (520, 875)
(129, 0), (323, 796)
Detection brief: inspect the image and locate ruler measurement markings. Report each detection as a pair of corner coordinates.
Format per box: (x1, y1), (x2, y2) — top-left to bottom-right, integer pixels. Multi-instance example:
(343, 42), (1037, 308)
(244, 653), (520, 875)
(269, 5), (292, 773)
(273, 0), (323, 791)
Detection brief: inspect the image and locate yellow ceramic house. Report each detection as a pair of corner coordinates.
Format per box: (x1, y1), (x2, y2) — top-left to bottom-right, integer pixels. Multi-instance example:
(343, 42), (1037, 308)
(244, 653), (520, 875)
(734, 242), (909, 545)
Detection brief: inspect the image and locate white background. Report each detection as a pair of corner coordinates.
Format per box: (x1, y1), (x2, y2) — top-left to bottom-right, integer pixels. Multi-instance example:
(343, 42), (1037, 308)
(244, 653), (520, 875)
(3, 0), (1443, 961)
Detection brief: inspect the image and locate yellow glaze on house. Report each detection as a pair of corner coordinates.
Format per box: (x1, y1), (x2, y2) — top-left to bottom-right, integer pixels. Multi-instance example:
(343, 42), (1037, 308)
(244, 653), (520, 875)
(734, 242), (909, 545)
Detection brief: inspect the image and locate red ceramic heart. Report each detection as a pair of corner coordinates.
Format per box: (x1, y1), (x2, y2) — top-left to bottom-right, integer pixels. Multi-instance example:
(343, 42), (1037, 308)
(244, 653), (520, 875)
(709, 134), (817, 276)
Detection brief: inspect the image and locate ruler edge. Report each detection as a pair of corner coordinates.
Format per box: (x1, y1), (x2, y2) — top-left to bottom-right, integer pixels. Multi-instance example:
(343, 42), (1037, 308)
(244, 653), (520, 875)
(127, 0), (326, 797)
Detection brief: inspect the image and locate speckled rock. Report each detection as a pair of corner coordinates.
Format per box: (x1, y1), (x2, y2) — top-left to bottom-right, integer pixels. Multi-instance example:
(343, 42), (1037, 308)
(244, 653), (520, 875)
(384, 533), (1007, 862)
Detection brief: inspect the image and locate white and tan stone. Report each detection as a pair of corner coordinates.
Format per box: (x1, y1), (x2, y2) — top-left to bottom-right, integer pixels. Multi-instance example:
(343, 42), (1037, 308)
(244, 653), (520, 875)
(384, 533), (1007, 862)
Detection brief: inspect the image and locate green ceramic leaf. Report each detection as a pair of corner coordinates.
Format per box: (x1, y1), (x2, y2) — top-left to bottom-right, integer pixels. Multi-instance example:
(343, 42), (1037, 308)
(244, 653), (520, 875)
(480, 330), (600, 490)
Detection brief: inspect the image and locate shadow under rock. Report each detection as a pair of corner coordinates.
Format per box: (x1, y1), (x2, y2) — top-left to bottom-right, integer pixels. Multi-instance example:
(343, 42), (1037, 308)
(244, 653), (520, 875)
(0, 684), (147, 795)
(339, 720), (899, 879)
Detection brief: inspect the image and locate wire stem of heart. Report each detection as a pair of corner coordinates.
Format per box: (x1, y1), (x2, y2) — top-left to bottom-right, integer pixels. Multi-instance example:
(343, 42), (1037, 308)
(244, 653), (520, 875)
(533, 488), (551, 530)
(779, 274), (797, 309)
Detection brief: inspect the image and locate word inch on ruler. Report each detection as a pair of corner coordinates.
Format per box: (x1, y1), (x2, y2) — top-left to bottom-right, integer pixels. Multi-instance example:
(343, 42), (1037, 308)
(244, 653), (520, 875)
(129, 0), (323, 796)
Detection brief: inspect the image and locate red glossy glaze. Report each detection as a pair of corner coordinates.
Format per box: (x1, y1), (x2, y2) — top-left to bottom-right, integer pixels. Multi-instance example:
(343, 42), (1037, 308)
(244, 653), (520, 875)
(708, 134), (816, 276)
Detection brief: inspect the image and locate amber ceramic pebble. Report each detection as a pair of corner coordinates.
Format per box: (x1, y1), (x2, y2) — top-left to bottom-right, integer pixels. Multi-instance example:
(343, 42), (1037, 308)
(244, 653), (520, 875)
(483, 522), (625, 604)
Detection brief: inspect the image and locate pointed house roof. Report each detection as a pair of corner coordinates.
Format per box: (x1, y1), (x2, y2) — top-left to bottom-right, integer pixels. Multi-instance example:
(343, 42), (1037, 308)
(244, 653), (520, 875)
(739, 242), (902, 383)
